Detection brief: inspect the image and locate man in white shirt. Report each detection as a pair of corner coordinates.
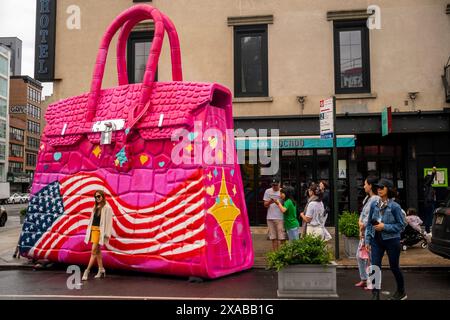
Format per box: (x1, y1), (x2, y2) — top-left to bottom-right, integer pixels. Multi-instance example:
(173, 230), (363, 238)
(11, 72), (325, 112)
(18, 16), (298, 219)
(263, 178), (286, 251)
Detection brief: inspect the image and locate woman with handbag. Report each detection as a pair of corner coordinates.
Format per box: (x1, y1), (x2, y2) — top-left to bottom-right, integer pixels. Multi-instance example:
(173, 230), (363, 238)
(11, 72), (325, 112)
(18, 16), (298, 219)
(300, 183), (331, 241)
(82, 190), (113, 281)
(365, 179), (407, 300)
(355, 176), (379, 290)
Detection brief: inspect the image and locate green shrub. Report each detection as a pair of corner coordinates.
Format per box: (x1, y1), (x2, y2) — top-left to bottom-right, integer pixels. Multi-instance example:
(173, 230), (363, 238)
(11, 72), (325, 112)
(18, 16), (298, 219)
(20, 208), (27, 216)
(338, 211), (360, 237)
(266, 234), (332, 271)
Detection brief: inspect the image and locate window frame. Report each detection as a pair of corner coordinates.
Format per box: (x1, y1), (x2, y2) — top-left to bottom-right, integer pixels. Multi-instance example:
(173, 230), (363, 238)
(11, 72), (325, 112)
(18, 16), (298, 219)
(127, 31), (155, 84)
(233, 24), (269, 98)
(333, 20), (371, 94)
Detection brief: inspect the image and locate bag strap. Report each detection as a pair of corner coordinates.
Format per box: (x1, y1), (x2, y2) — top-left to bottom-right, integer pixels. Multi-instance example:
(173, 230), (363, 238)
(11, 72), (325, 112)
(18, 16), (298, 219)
(116, 12), (182, 84)
(85, 4), (167, 126)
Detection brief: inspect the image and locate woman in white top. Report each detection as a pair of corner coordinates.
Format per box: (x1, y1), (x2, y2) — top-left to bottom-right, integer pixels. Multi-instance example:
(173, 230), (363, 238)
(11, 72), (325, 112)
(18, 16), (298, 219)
(300, 183), (331, 241)
(82, 190), (113, 281)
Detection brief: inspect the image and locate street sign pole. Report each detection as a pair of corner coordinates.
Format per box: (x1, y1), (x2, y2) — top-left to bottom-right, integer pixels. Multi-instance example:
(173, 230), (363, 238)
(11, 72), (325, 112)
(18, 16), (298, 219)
(332, 96), (339, 260)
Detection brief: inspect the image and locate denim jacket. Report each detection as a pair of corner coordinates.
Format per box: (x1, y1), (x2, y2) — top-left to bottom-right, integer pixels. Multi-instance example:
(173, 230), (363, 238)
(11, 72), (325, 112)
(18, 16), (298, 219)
(365, 199), (406, 244)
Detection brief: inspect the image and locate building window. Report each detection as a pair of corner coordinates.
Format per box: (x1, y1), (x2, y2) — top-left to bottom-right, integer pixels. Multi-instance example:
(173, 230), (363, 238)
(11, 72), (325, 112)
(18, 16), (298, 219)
(10, 127), (24, 141)
(127, 31), (154, 84)
(26, 153), (37, 167)
(0, 56), (7, 75)
(0, 143), (5, 161)
(27, 137), (40, 149)
(0, 120), (5, 139)
(333, 20), (371, 94)
(0, 78), (7, 97)
(27, 103), (41, 119)
(27, 120), (40, 134)
(0, 98), (6, 118)
(8, 161), (23, 173)
(234, 25), (269, 98)
(10, 144), (23, 158)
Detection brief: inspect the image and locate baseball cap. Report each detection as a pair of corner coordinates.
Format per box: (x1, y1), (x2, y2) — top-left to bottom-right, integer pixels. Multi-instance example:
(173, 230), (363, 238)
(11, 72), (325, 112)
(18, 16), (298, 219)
(375, 178), (393, 189)
(271, 178), (280, 185)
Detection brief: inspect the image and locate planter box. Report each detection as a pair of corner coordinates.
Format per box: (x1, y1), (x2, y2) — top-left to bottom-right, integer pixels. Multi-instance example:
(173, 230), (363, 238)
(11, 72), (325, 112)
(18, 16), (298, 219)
(277, 262), (338, 298)
(343, 235), (359, 258)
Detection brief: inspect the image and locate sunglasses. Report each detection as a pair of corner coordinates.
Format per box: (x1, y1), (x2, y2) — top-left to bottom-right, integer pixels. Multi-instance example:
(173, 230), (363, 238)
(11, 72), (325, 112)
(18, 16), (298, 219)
(95, 195), (102, 199)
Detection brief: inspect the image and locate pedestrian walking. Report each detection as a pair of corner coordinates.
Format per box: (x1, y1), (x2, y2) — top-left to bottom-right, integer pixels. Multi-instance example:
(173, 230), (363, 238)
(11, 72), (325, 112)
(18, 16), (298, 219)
(423, 166), (437, 236)
(319, 180), (331, 218)
(274, 186), (300, 241)
(263, 178), (286, 251)
(300, 183), (331, 241)
(82, 190), (113, 281)
(365, 178), (407, 300)
(355, 176), (379, 290)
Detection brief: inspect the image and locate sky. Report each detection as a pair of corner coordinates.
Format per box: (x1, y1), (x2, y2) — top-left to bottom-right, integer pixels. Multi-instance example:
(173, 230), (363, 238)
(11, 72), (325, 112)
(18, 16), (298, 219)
(0, 0), (53, 98)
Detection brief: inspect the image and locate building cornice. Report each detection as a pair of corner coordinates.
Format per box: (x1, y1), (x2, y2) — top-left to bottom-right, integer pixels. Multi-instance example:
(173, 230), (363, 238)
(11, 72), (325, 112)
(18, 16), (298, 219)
(227, 15), (274, 26)
(327, 9), (373, 21)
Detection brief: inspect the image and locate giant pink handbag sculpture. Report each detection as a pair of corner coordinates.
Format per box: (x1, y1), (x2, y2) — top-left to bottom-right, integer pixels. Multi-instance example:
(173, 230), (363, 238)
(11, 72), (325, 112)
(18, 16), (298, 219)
(19, 4), (254, 279)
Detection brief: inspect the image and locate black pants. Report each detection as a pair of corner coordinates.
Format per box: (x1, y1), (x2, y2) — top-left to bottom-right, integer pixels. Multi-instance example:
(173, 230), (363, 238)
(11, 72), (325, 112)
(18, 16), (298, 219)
(371, 234), (405, 294)
(424, 203), (435, 233)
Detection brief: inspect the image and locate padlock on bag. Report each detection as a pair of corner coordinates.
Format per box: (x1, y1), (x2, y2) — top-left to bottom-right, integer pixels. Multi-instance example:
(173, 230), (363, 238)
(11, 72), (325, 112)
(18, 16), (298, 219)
(19, 4), (254, 279)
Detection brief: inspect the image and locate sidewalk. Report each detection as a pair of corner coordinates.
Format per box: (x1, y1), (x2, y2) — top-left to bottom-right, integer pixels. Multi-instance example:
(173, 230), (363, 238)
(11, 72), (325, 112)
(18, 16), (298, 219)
(1, 220), (449, 270)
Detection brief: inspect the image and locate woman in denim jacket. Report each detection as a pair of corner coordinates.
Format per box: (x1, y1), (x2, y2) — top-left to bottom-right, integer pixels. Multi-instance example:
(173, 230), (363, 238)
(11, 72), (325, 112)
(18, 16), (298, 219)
(365, 178), (407, 300)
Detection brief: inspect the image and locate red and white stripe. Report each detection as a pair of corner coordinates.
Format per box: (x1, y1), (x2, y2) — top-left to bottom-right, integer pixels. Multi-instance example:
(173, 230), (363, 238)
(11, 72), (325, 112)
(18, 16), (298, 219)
(29, 170), (206, 261)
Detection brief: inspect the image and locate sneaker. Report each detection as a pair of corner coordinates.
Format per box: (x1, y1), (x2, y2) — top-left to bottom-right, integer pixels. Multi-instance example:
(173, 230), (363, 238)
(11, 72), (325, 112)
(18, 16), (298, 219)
(388, 291), (407, 300)
(371, 291), (380, 300)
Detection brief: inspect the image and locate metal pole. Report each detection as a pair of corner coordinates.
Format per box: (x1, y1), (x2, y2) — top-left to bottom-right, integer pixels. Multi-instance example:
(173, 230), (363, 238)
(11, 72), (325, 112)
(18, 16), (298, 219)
(332, 96), (339, 260)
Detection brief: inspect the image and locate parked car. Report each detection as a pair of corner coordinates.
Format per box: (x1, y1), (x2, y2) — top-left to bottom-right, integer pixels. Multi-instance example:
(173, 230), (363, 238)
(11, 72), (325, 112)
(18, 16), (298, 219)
(429, 196), (450, 259)
(0, 206), (7, 227)
(7, 193), (27, 204)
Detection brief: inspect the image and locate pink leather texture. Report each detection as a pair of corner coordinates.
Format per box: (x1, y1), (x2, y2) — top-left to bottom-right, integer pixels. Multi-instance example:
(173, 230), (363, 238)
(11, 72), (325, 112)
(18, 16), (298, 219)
(19, 4), (254, 279)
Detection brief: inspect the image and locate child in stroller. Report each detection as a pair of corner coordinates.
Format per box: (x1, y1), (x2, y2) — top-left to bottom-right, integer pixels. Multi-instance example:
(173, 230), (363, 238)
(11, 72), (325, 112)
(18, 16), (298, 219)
(401, 208), (428, 251)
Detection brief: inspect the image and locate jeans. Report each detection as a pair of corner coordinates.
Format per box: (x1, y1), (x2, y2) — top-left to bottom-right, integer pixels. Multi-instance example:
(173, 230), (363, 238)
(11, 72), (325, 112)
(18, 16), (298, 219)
(357, 255), (369, 281)
(370, 233), (405, 294)
(424, 203), (435, 233)
(286, 227), (299, 241)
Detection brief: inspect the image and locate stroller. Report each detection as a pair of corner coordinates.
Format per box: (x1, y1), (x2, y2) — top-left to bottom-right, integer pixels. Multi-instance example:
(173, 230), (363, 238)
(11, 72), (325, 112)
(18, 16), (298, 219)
(400, 225), (428, 251)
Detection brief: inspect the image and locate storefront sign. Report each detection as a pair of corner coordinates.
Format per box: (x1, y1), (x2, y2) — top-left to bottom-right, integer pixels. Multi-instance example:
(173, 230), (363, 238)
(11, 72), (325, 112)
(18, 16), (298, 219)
(9, 105), (27, 114)
(381, 106), (392, 136)
(424, 168), (448, 187)
(319, 98), (334, 139)
(235, 136), (355, 150)
(34, 0), (57, 81)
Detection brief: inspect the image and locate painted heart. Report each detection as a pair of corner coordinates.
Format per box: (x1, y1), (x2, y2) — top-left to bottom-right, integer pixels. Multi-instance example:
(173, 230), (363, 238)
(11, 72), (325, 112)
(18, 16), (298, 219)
(140, 154), (149, 165)
(53, 152), (62, 161)
(206, 185), (215, 196)
(230, 169), (235, 176)
(44, 164), (49, 170)
(158, 161), (165, 168)
(188, 132), (198, 141)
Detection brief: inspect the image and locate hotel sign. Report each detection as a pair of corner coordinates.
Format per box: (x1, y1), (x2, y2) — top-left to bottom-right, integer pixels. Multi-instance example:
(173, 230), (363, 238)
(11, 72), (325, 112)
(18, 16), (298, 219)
(34, 0), (57, 81)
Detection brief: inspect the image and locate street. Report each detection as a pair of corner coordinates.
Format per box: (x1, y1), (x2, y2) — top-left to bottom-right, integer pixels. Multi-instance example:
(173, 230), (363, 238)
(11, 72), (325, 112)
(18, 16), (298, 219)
(0, 267), (448, 300)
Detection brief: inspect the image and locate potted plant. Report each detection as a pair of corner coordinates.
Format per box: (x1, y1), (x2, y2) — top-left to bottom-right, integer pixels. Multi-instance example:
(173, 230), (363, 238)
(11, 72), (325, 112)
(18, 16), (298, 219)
(19, 208), (27, 224)
(338, 211), (360, 258)
(267, 234), (338, 298)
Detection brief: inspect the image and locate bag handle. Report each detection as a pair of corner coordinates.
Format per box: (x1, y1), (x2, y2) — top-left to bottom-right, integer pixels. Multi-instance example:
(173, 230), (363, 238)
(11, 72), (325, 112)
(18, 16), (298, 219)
(85, 4), (165, 123)
(117, 12), (182, 84)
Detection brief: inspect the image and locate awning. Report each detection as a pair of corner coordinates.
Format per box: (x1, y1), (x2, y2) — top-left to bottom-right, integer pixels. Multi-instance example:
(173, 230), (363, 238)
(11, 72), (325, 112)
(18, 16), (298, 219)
(235, 135), (356, 150)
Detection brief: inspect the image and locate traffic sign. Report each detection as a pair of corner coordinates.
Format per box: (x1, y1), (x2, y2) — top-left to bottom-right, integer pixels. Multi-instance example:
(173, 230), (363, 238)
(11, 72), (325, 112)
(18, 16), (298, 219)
(320, 98), (334, 139)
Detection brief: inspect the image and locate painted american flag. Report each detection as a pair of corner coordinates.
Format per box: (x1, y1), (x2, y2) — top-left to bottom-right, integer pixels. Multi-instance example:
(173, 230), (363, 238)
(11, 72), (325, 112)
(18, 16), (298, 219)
(19, 170), (206, 262)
